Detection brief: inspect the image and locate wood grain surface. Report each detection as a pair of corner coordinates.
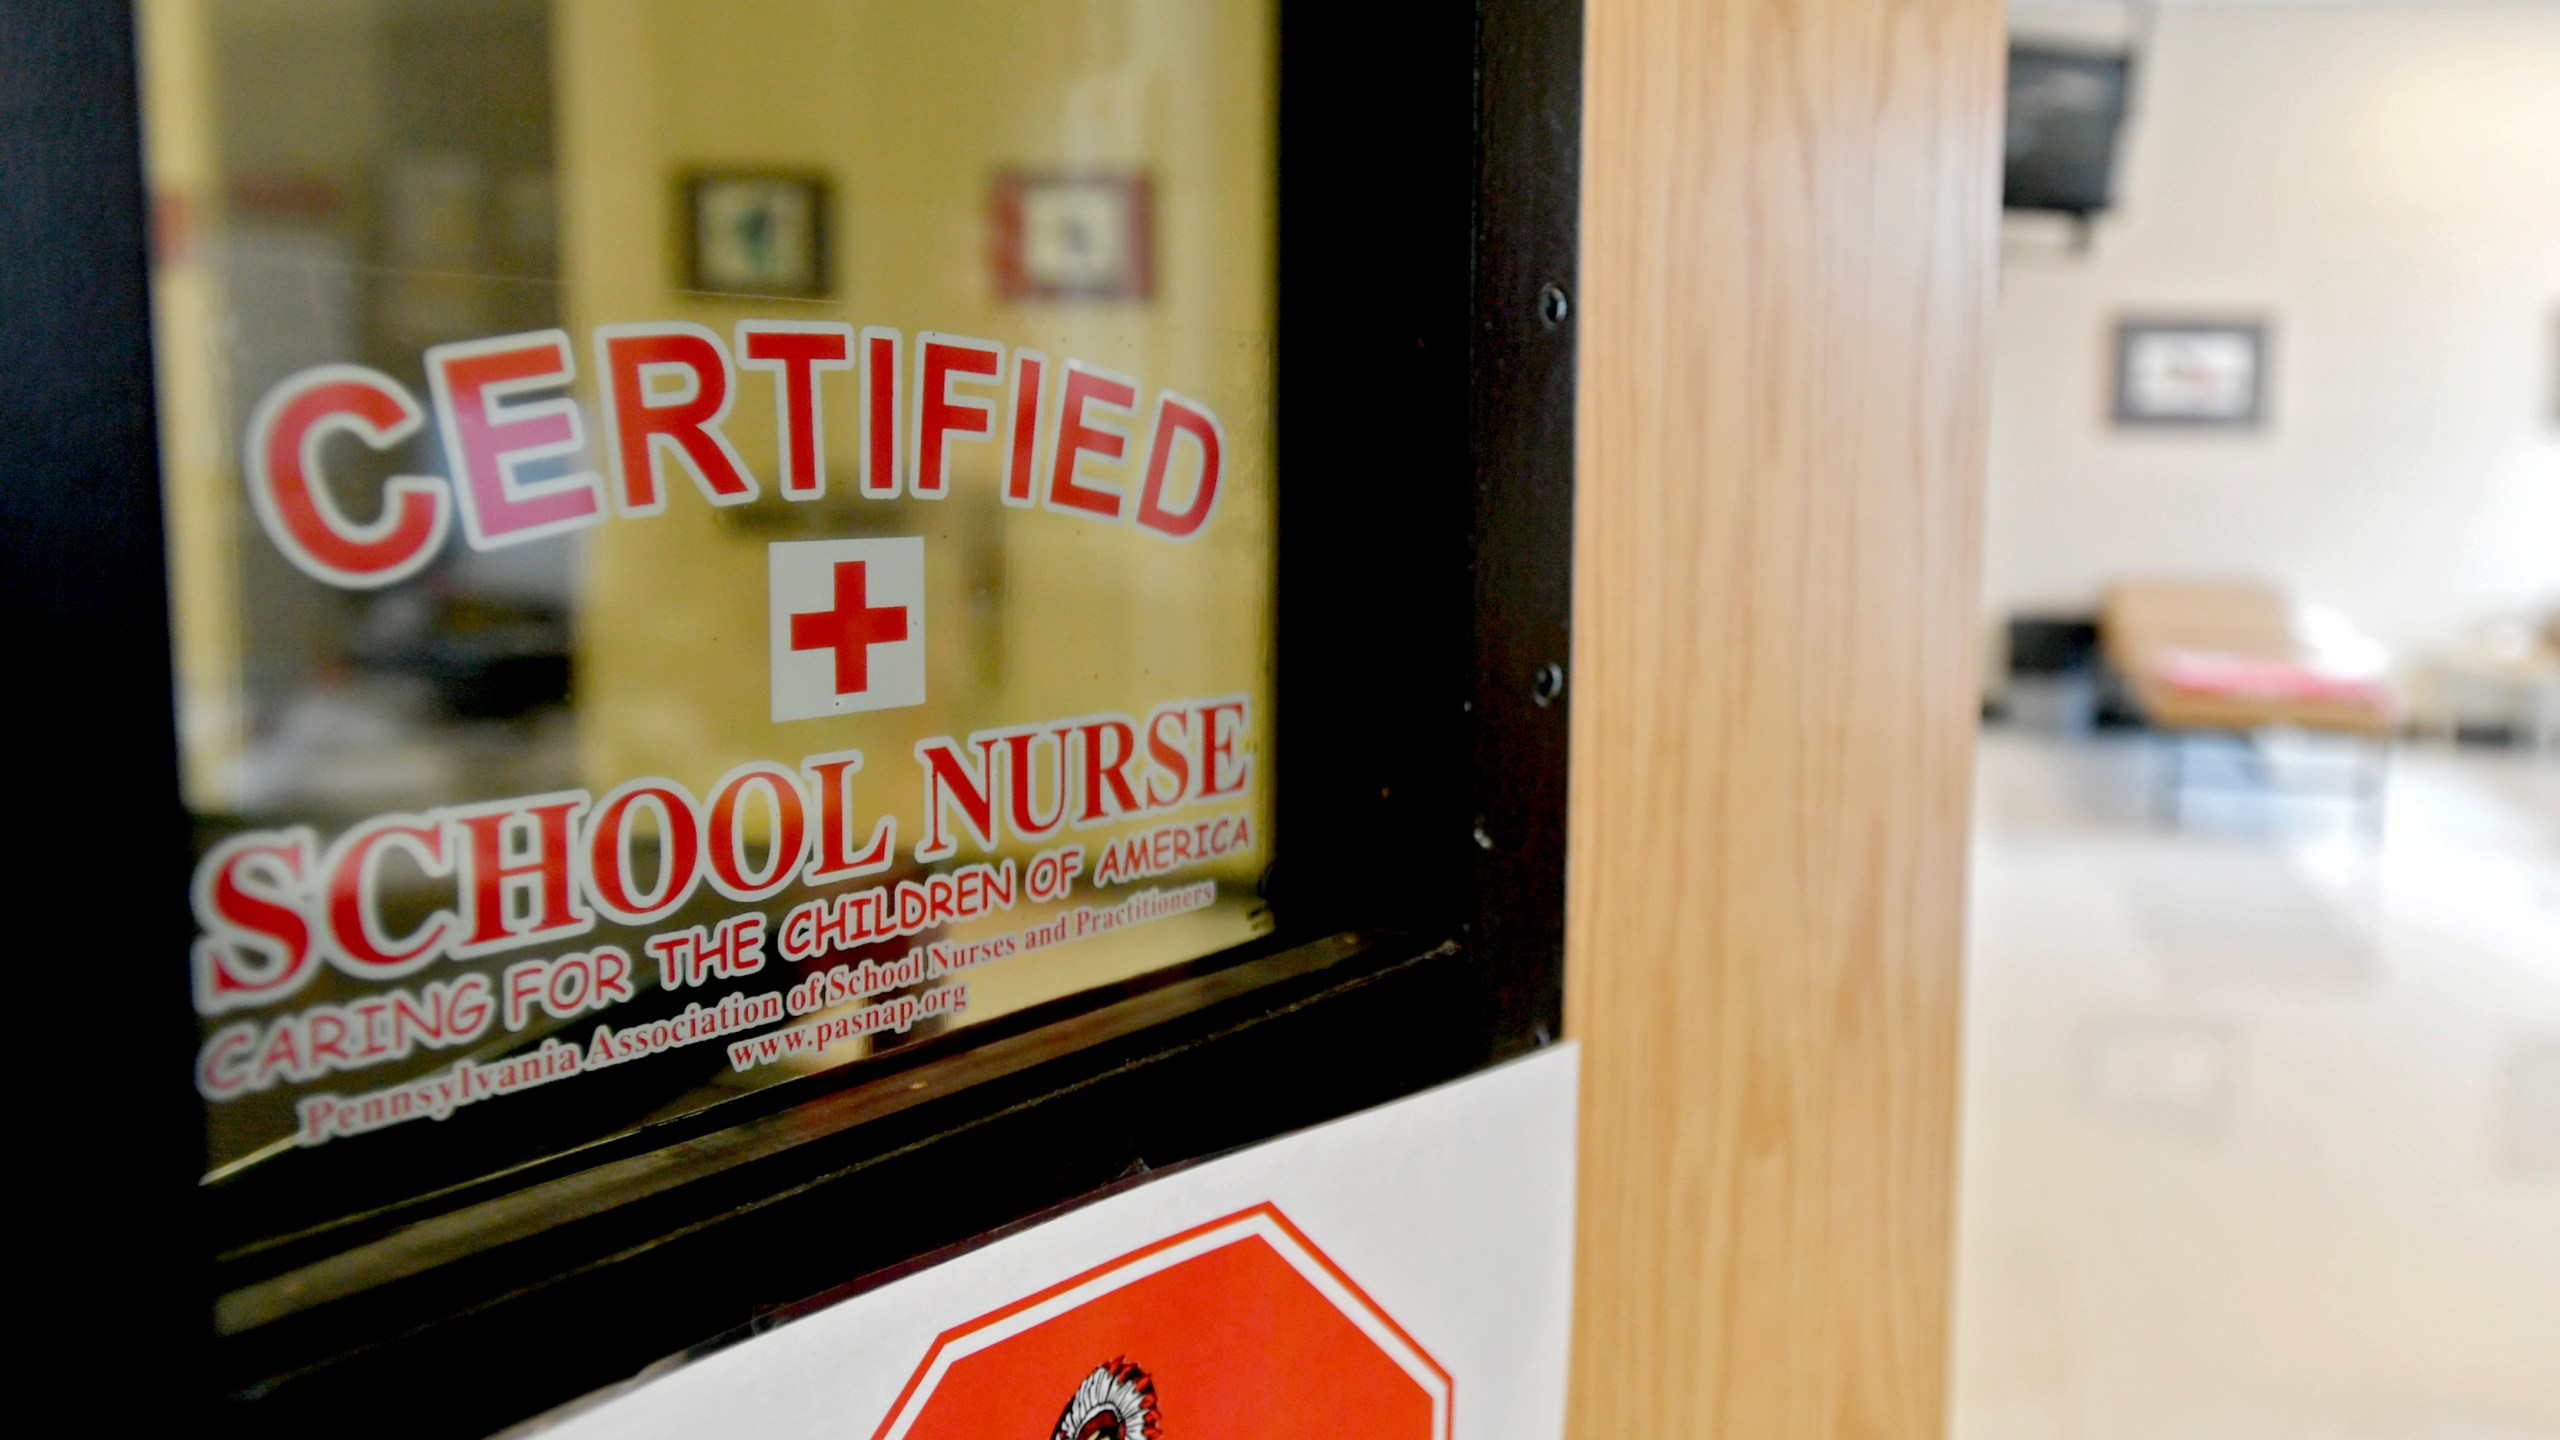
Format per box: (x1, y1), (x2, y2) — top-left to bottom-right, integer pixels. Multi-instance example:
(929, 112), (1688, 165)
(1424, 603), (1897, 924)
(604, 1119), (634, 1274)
(1564, 0), (2005, 1434)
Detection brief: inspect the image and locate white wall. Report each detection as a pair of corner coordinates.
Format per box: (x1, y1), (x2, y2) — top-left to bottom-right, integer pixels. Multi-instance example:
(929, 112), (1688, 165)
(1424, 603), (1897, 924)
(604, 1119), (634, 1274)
(1987, 0), (2560, 665)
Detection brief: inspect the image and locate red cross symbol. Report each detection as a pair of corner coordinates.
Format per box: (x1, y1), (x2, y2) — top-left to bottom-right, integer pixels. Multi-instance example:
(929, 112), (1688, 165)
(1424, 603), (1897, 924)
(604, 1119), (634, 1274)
(789, 560), (910, 696)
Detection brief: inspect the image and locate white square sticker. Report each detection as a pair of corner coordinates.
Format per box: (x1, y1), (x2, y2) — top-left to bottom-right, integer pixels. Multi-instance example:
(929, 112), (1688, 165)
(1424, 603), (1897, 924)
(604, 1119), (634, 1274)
(769, 537), (926, 722)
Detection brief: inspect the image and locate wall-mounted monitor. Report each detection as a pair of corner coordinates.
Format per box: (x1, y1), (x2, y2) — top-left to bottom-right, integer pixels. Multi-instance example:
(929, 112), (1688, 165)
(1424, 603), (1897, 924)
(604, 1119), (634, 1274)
(2005, 46), (2133, 217)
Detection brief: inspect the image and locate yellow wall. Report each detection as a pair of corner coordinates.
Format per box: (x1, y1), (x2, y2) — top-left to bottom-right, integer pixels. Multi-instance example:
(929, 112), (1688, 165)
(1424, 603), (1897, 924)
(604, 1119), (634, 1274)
(557, 0), (1278, 878)
(144, 0), (1279, 1065)
(138, 0), (244, 809)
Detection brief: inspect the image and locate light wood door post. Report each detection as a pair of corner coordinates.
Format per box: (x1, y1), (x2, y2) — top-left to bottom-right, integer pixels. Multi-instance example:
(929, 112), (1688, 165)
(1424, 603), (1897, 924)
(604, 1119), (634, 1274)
(1564, 0), (2005, 1435)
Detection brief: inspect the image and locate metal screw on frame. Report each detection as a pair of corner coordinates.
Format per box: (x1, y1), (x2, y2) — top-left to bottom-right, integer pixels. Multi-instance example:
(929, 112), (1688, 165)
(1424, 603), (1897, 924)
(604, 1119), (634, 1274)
(1531, 662), (1566, 708)
(1538, 282), (1571, 329)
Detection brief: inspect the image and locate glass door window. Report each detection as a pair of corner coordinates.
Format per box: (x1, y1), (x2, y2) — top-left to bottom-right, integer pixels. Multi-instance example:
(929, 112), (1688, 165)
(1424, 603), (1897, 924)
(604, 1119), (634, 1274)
(140, 0), (1278, 1242)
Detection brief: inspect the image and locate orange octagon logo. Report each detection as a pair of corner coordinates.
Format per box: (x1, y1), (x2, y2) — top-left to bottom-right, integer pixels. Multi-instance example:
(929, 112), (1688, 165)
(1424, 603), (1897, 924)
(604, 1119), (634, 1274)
(868, 1203), (1451, 1440)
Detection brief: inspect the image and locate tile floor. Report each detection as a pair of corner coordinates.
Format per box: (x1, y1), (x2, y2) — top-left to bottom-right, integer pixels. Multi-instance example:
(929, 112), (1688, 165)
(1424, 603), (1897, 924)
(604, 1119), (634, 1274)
(1953, 730), (2560, 1440)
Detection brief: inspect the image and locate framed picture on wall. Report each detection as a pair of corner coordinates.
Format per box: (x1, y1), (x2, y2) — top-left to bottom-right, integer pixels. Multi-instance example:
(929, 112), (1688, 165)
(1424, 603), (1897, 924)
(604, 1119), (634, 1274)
(2113, 318), (2270, 428)
(990, 170), (1155, 302)
(682, 169), (831, 297)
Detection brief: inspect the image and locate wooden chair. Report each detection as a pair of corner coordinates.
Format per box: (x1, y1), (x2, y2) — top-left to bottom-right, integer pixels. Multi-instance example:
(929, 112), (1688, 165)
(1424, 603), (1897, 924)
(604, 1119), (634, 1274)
(2100, 579), (2398, 827)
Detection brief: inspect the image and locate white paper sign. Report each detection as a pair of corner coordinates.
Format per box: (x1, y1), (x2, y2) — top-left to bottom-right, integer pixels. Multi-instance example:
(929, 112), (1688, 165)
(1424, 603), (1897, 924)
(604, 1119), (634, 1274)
(529, 1044), (1579, 1440)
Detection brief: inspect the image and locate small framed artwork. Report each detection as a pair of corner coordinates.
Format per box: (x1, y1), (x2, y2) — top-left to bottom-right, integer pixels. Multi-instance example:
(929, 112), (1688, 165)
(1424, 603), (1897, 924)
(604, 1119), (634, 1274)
(682, 169), (830, 298)
(990, 170), (1155, 302)
(2113, 318), (2270, 428)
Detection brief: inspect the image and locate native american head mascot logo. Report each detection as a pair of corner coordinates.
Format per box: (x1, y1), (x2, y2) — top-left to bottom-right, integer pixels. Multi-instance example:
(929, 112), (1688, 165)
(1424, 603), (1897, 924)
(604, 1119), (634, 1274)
(1051, 1360), (1160, 1440)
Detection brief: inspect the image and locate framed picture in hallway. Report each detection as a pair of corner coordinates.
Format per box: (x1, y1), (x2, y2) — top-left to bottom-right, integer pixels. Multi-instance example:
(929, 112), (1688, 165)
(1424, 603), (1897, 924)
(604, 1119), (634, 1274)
(683, 168), (831, 297)
(2113, 317), (2270, 428)
(990, 169), (1155, 302)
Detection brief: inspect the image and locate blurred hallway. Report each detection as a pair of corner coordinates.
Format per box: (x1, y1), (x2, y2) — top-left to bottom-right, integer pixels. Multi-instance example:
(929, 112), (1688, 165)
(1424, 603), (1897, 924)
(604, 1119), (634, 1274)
(1953, 732), (2560, 1440)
